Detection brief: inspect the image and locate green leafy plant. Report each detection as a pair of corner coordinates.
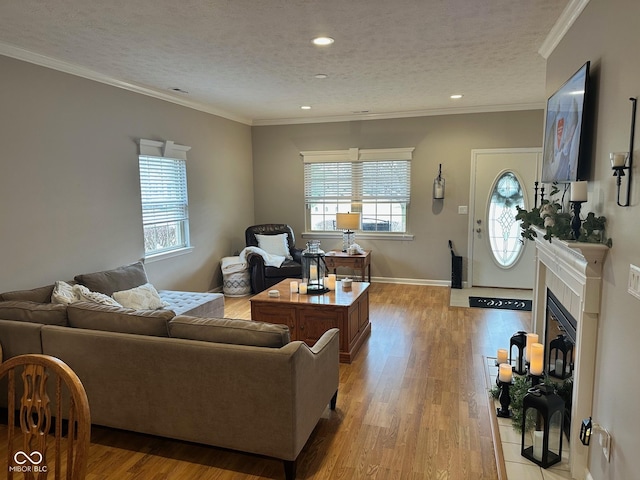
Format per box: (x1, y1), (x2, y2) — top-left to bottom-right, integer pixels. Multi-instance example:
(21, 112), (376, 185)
(490, 375), (535, 433)
(515, 183), (612, 247)
(490, 375), (574, 433)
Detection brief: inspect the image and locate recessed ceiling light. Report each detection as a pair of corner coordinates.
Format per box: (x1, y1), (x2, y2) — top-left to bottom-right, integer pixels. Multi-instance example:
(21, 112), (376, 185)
(301, 105), (312, 110)
(315, 73), (329, 79)
(450, 94), (463, 99)
(312, 36), (334, 46)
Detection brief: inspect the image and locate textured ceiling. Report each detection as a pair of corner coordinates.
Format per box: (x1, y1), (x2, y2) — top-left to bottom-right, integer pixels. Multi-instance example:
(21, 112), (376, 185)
(0, 0), (570, 125)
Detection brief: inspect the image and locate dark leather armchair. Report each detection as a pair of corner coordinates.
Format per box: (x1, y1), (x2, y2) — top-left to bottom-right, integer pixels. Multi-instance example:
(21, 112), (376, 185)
(245, 224), (303, 293)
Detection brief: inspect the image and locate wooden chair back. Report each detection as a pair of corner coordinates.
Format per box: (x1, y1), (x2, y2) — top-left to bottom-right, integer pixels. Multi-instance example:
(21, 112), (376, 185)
(0, 354), (90, 480)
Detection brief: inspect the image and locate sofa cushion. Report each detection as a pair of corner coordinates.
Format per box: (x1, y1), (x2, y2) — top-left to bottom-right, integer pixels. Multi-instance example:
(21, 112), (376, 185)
(168, 316), (290, 347)
(74, 261), (148, 296)
(0, 301), (68, 325)
(0, 284), (55, 303)
(67, 302), (172, 337)
(113, 283), (167, 310)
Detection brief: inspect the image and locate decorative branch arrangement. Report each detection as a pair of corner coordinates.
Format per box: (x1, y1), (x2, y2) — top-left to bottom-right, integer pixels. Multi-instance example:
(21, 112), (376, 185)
(515, 183), (612, 247)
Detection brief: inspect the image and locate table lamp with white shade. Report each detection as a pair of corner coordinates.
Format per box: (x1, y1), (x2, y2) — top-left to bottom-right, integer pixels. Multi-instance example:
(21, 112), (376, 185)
(336, 212), (361, 252)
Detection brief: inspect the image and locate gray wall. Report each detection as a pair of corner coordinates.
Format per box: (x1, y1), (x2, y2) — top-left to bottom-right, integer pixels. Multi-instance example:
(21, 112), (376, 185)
(0, 55), (254, 292)
(252, 111), (543, 282)
(548, 0), (640, 478)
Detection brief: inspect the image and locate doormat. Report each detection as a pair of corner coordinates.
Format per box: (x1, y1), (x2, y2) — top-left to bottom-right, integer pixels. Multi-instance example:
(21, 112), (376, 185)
(469, 296), (532, 311)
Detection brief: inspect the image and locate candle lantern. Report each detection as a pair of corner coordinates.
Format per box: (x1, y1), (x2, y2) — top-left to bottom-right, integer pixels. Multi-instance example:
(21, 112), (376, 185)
(510, 331), (527, 375)
(548, 334), (573, 379)
(521, 384), (565, 469)
(301, 241), (328, 294)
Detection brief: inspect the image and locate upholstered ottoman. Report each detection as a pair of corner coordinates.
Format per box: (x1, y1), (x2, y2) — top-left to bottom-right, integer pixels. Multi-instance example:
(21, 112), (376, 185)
(158, 290), (225, 318)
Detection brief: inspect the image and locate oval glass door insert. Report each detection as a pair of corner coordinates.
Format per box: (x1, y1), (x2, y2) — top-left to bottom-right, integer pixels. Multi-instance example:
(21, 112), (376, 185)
(488, 171), (525, 268)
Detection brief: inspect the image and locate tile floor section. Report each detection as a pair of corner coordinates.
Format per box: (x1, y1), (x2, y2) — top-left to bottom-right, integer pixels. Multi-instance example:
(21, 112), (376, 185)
(485, 357), (573, 480)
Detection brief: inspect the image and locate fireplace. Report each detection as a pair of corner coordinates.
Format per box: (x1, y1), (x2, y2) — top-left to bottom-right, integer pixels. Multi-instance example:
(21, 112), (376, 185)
(545, 290), (576, 374)
(544, 289), (576, 439)
(532, 230), (608, 479)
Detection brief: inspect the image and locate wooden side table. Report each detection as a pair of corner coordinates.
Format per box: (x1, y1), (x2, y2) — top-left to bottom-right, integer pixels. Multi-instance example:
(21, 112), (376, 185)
(324, 250), (371, 282)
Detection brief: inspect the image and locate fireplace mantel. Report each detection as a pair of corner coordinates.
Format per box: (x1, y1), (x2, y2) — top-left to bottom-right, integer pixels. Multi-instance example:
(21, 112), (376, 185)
(532, 228), (608, 480)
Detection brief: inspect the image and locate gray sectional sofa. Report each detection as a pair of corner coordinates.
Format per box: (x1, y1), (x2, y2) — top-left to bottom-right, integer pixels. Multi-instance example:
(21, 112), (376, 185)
(0, 263), (340, 480)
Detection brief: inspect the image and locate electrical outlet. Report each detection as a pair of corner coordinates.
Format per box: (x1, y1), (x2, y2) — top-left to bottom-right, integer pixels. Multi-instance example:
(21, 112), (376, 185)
(458, 205), (468, 215)
(629, 264), (640, 300)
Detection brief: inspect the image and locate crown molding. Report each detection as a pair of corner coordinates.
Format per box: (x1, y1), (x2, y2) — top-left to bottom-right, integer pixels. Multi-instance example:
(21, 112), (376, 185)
(0, 42), (252, 126)
(538, 0), (591, 59)
(251, 102), (545, 126)
(1, 41), (545, 128)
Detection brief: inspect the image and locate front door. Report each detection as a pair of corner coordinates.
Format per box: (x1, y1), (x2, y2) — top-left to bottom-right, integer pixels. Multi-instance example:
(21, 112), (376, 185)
(469, 148), (541, 288)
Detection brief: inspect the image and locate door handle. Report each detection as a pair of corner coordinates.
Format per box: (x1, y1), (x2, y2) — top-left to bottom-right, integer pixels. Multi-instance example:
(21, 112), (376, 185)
(476, 228), (482, 233)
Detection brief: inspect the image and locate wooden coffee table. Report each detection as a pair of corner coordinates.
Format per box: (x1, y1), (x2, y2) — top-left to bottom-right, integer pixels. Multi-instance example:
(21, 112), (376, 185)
(250, 279), (370, 363)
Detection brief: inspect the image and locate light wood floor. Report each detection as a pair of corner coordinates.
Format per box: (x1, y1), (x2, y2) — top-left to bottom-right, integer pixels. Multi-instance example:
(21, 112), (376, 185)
(18, 284), (532, 479)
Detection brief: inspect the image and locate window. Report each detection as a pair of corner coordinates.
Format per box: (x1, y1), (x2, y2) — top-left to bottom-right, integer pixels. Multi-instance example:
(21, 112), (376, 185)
(488, 171), (525, 268)
(302, 147), (413, 233)
(138, 139), (191, 258)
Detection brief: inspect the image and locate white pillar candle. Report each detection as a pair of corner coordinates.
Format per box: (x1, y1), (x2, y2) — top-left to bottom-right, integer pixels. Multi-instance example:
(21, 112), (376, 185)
(570, 181), (588, 202)
(309, 265), (318, 282)
(533, 431), (544, 461)
(611, 152), (627, 168)
(498, 363), (513, 383)
(289, 281), (298, 293)
(497, 348), (508, 365)
(298, 283), (307, 294)
(555, 358), (564, 375)
(525, 333), (539, 361)
(530, 343), (544, 376)
(328, 274), (336, 290)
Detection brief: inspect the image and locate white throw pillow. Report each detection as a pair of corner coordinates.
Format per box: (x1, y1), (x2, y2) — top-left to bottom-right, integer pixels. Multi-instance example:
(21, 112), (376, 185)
(73, 284), (122, 307)
(112, 283), (168, 310)
(51, 280), (80, 305)
(255, 233), (292, 259)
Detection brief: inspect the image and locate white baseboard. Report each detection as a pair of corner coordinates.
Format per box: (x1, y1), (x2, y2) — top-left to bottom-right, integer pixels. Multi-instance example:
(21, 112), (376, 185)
(372, 276), (450, 287)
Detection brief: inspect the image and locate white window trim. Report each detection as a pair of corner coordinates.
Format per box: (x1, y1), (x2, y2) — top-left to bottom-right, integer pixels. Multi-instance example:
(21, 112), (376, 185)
(138, 139), (193, 260)
(301, 147), (414, 235)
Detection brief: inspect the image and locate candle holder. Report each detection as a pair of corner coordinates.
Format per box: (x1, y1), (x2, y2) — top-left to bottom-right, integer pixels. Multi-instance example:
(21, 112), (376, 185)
(496, 377), (513, 418)
(570, 201), (584, 241)
(433, 163), (445, 199)
(528, 372), (544, 387)
(611, 97), (636, 207)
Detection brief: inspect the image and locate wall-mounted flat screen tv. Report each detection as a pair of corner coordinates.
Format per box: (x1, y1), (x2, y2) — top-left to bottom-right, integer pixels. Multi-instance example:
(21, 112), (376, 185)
(541, 61), (590, 183)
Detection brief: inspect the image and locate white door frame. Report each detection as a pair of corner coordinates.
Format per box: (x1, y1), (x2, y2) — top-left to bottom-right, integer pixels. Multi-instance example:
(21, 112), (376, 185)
(467, 147), (542, 288)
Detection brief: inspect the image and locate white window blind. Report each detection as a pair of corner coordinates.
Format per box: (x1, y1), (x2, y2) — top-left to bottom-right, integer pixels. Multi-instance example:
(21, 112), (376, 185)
(138, 139), (191, 257)
(301, 147), (413, 233)
(139, 156), (188, 226)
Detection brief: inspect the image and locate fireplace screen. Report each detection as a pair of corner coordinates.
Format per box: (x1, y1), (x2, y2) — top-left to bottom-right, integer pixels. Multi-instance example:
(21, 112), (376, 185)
(544, 290), (576, 439)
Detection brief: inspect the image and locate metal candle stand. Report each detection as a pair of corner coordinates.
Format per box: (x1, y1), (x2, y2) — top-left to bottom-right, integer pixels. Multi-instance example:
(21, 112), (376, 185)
(570, 200), (585, 241)
(496, 377), (513, 418)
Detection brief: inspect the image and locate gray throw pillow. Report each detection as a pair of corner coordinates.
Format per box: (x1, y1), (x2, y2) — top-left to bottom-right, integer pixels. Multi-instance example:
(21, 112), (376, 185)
(74, 261), (148, 296)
